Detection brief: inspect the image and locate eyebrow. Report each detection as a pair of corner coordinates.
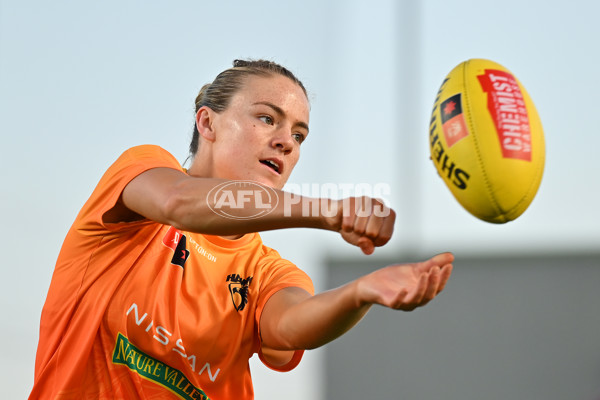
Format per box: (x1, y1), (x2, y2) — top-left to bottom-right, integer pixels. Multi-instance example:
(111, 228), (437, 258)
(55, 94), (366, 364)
(253, 101), (310, 133)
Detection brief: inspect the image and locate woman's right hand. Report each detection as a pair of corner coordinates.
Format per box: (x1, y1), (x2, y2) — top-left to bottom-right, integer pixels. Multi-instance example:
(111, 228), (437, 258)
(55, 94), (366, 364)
(330, 196), (396, 255)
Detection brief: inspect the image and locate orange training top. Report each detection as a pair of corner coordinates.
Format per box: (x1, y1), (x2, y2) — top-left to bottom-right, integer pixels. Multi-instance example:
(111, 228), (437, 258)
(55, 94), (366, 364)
(30, 145), (314, 400)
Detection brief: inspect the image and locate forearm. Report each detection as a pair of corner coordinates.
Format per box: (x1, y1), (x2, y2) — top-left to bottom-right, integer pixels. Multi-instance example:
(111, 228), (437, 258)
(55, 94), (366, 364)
(122, 168), (341, 235)
(123, 168), (394, 254)
(166, 177), (339, 235)
(262, 254), (455, 351)
(263, 282), (372, 351)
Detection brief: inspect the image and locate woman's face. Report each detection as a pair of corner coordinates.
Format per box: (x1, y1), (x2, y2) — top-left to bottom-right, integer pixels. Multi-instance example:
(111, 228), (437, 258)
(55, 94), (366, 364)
(204, 74), (310, 189)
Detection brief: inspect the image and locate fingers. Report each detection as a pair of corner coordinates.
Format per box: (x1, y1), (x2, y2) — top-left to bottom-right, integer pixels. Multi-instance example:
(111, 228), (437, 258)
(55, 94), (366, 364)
(361, 257), (453, 312)
(401, 271), (430, 310)
(397, 260), (453, 311)
(361, 198), (394, 247)
(425, 254), (453, 297)
(401, 267), (439, 309)
(416, 253), (453, 295)
(420, 266), (442, 305)
(366, 205), (395, 247)
(340, 197), (396, 253)
(416, 252), (454, 273)
(437, 263), (453, 294)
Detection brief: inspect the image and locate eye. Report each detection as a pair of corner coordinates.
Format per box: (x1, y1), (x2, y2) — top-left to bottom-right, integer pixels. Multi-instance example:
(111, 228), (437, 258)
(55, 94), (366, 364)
(259, 115), (274, 125)
(292, 133), (306, 144)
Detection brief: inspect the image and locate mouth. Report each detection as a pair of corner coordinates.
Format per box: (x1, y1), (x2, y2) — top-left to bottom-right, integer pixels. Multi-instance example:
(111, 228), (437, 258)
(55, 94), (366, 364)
(259, 158), (282, 175)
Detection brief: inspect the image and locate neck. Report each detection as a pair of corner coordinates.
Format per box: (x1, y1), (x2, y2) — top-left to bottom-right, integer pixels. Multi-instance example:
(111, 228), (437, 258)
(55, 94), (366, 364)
(221, 234), (245, 240)
(186, 150), (214, 178)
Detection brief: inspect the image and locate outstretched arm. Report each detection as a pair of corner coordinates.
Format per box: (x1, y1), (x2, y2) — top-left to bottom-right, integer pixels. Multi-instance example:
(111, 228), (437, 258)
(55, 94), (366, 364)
(116, 167), (395, 254)
(259, 253), (454, 358)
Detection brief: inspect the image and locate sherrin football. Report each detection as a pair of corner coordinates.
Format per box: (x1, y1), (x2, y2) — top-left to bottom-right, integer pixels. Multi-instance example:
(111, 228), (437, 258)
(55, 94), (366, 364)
(429, 59), (545, 223)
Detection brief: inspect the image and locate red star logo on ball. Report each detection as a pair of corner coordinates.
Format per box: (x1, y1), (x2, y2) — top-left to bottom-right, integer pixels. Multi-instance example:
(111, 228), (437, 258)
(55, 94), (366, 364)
(444, 100), (456, 115)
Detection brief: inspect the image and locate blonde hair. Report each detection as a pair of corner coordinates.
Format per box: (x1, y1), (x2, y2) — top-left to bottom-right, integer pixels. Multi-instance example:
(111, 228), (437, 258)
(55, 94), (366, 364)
(189, 59), (308, 157)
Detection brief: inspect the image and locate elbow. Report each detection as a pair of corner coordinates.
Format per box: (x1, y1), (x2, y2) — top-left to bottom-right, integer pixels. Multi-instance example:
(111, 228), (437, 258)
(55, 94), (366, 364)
(160, 180), (220, 233)
(160, 182), (197, 230)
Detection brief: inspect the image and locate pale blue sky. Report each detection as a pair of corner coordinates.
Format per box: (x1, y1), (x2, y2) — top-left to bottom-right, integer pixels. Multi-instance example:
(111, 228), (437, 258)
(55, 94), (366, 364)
(1, 1), (598, 398)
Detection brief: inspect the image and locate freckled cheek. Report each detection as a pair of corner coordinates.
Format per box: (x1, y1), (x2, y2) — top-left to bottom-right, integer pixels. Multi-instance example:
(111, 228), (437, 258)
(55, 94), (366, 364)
(215, 146), (250, 174)
(228, 152), (253, 173)
(283, 154), (300, 179)
(292, 150), (301, 166)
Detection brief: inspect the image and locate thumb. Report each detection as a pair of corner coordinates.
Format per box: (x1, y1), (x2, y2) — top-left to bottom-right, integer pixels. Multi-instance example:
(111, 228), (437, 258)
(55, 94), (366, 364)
(358, 237), (375, 255)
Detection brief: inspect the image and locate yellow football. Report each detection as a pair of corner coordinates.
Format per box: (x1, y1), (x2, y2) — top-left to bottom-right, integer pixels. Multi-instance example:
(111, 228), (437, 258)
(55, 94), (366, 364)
(429, 59), (545, 223)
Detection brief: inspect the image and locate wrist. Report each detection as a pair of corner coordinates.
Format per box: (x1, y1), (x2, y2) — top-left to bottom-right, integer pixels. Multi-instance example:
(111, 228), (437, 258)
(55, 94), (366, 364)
(318, 198), (342, 232)
(351, 275), (376, 309)
(272, 191), (344, 233)
(284, 196), (341, 231)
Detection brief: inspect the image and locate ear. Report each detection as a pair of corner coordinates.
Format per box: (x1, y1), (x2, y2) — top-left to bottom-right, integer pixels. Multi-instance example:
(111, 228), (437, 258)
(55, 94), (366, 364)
(195, 106), (216, 142)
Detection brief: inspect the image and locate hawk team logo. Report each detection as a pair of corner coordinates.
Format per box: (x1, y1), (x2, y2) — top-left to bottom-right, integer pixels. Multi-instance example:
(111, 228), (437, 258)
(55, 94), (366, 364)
(162, 227), (190, 268)
(226, 274), (253, 311)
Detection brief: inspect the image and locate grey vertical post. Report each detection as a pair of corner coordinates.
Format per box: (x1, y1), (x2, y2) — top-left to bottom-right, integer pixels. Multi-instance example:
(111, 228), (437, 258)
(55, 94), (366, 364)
(394, 1), (422, 255)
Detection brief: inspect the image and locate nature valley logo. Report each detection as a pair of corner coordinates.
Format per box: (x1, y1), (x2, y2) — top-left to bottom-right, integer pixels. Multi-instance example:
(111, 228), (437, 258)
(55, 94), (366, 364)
(226, 274), (253, 311)
(112, 333), (209, 400)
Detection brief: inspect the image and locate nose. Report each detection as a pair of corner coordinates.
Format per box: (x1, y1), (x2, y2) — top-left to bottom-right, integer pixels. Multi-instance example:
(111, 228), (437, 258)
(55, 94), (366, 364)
(271, 126), (295, 154)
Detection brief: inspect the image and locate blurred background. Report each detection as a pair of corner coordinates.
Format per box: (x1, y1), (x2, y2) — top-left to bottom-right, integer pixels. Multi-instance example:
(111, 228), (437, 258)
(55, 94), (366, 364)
(1, 0), (599, 398)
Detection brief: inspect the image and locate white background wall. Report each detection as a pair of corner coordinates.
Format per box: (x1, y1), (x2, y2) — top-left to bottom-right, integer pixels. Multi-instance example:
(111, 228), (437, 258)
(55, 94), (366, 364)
(1, 1), (598, 398)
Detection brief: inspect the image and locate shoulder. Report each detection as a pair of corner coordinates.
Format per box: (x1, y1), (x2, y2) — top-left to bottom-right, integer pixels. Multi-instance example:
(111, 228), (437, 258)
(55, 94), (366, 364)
(100, 145), (183, 187)
(118, 145), (180, 166)
(79, 146), (183, 228)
